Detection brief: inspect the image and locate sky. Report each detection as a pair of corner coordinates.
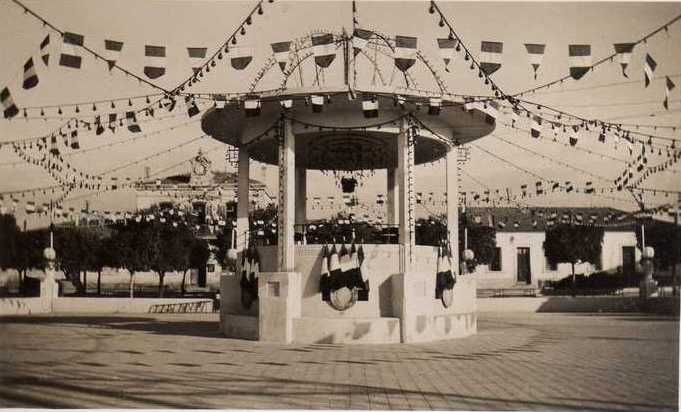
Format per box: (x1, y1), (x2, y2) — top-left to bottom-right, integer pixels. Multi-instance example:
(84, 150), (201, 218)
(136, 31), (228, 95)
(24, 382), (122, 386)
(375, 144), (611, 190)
(1, 0), (680, 228)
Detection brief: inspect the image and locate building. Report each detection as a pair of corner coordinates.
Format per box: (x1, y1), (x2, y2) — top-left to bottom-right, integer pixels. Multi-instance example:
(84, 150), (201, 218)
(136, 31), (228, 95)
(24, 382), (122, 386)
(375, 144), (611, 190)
(465, 207), (649, 289)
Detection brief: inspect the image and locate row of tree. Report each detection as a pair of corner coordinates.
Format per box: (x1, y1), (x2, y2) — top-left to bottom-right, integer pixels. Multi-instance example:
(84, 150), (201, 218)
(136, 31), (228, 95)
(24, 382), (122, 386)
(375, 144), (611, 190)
(0, 214), (211, 297)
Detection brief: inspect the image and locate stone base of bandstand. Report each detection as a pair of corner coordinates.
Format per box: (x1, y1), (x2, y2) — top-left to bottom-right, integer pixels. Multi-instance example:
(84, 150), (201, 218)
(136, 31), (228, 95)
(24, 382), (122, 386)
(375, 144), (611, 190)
(219, 245), (477, 344)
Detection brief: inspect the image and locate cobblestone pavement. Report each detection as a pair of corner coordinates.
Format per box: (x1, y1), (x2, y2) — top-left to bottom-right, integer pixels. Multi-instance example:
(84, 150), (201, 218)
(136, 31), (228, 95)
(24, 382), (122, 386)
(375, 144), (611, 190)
(0, 312), (678, 410)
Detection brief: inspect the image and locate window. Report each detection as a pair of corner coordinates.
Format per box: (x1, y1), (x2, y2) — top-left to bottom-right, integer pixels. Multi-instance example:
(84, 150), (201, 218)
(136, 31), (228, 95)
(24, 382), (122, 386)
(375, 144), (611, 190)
(490, 247), (502, 271)
(207, 264), (215, 273)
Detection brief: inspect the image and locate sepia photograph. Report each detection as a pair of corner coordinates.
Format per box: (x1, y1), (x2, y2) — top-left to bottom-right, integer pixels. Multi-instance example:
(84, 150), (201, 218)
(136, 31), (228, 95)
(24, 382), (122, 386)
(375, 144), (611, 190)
(0, 0), (679, 410)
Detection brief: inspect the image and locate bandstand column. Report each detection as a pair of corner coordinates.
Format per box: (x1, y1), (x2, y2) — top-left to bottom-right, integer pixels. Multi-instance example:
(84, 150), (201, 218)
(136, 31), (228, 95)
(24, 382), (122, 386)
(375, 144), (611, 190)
(277, 118), (296, 271)
(236, 147), (250, 251)
(386, 168), (399, 225)
(397, 118), (416, 272)
(295, 166), (307, 238)
(446, 146), (460, 270)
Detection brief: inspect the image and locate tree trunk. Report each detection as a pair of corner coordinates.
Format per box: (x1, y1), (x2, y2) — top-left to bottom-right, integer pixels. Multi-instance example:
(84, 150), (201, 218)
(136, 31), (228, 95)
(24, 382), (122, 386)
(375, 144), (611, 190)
(129, 272), (135, 298)
(181, 270), (187, 298)
(82, 271), (87, 296)
(571, 262), (576, 297)
(158, 272), (165, 298)
(97, 271), (101, 296)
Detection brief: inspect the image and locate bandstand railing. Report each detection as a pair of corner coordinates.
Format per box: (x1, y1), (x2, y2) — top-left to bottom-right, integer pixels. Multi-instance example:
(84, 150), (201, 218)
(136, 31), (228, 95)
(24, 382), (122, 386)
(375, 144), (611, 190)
(293, 223), (399, 245)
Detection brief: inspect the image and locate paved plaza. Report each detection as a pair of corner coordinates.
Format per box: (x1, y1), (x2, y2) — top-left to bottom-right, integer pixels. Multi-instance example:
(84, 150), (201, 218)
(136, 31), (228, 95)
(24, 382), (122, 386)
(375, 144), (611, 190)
(0, 312), (678, 410)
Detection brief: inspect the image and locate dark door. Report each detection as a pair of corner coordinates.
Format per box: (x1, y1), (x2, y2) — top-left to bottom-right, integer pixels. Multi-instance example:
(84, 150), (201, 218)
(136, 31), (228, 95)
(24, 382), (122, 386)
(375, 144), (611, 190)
(622, 246), (636, 275)
(517, 247), (531, 284)
(198, 267), (207, 288)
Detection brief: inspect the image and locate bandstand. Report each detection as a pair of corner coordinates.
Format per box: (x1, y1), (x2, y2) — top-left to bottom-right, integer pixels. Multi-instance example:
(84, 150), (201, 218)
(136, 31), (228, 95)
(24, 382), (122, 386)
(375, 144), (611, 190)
(201, 31), (496, 344)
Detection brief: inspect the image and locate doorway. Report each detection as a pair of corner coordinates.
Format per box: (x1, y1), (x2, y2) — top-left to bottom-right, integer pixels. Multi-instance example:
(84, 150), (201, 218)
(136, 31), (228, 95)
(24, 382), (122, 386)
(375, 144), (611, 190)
(517, 247), (531, 284)
(622, 246), (636, 275)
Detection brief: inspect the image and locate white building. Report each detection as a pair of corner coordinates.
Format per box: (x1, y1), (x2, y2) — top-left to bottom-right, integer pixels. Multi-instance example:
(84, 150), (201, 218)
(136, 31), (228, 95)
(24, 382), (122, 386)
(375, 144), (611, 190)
(467, 207), (643, 289)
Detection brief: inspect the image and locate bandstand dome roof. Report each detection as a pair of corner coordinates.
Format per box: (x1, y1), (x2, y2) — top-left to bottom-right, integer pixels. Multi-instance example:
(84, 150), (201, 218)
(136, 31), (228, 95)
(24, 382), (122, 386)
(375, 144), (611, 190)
(201, 87), (495, 171)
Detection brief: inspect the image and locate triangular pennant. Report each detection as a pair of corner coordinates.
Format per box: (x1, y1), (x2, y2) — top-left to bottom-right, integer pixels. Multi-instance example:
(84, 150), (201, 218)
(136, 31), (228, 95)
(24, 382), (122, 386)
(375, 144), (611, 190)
(524, 43), (545, 79)
(104, 39), (123, 70)
(230, 46), (253, 70)
(568, 44), (591, 80)
(311, 33), (336, 68)
(613, 43), (634, 78)
(394, 35), (417, 72)
(480, 41), (503, 75)
(187, 47), (207, 73)
(437, 38), (457, 72)
(270, 41), (291, 72)
(144, 45), (166, 79)
(1, 87), (19, 119)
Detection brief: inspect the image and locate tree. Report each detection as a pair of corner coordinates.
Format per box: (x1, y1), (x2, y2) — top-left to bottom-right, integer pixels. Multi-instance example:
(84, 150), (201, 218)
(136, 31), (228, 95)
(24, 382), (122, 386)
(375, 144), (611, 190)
(54, 228), (90, 295)
(635, 220), (681, 271)
(149, 223), (194, 298)
(545, 224), (604, 295)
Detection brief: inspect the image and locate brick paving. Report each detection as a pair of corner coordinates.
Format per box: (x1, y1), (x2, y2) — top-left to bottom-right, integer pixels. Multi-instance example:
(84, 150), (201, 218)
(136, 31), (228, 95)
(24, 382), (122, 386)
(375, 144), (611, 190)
(0, 312), (678, 410)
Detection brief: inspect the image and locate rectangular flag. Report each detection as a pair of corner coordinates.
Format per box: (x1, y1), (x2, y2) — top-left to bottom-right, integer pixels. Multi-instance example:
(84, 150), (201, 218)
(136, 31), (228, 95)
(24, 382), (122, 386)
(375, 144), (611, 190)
(362, 97), (378, 118)
(70, 130), (79, 149)
(40, 34), (50, 66)
(244, 98), (261, 117)
(311, 95), (324, 113)
(613, 43), (635, 78)
(524, 43), (545, 79)
(104, 40), (124, 70)
(437, 38), (457, 72)
(644, 53), (657, 87)
(428, 97), (442, 115)
(352, 28), (372, 56)
(185, 96), (200, 117)
(394, 35), (417, 72)
(108, 113), (118, 132)
(480, 41), (503, 75)
(95, 115), (105, 135)
(569, 125), (579, 146)
(568, 44), (591, 80)
(144, 45), (166, 79)
(60, 32), (84, 69)
(270, 41), (291, 72)
(187, 47), (207, 73)
(1, 87), (19, 119)
(664, 76), (676, 110)
(230, 46), (253, 70)
(312, 33), (336, 68)
(23, 58), (39, 89)
(531, 115), (542, 138)
(50, 135), (59, 155)
(126, 111), (141, 133)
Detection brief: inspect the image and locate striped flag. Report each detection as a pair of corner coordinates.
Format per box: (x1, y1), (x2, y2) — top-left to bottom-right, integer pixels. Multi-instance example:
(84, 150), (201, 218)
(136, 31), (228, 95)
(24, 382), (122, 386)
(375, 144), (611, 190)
(480, 41), (503, 75)
(311, 95), (324, 113)
(108, 113), (118, 132)
(535, 181), (544, 195)
(144, 45), (166, 79)
(1, 87), (19, 119)
(230, 46), (253, 70)
(126, 111), (141, 133)
(270, 41), (290, 72)
(524, 43), (545, 79)
(437, 38), (457, 72)
(60, 32), (84, 69)
(352, 28), (372, 56)
(95, 115), (104, 135)
(104, 40), (123, 70)
(70, 130), (79, 149)
(49, 135), (59, 155)
(362, 97), (378, 118)
(613, 43), (634, 78)
(40, 34), (50, 66)
(312, 33), (336, 68)
(187, 47), (207, 73)
(664, 76), (676, 110)
(394, 35), (417, 72)
(22, 58), (39, 89)
(569, 125), (579, 146)
(185, 96), (200, 117)
(244, 98), (261, 117)
(531, 115), (542, 138)
(644, 53), (656, 87)
(568, 44), (591, 80)
(428, 97), (442, 115)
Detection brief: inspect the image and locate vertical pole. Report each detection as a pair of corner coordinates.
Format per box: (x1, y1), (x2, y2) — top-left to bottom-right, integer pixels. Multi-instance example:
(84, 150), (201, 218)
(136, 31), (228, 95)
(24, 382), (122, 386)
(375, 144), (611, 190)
(673, 194), (680, 296)
(295, 166), (307, 241)
(446, 146), (460, 271)
(277, 118), (296, 272)
(397, 118), (415, 272)
(386, 168), (399, 225)
(236, 148), (250, 252)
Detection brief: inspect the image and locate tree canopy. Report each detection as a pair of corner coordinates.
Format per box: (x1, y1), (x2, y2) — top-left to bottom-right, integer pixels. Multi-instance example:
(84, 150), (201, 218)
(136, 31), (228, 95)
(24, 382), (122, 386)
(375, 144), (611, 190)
(544, 224), (604, 266)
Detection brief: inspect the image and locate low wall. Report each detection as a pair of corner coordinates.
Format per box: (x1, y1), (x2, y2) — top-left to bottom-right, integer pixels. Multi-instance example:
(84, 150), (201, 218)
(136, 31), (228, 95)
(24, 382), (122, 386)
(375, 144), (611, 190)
(52, 297), (213, 314)
(476, 296), (676, 313)
(0, 297), (48, 315)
